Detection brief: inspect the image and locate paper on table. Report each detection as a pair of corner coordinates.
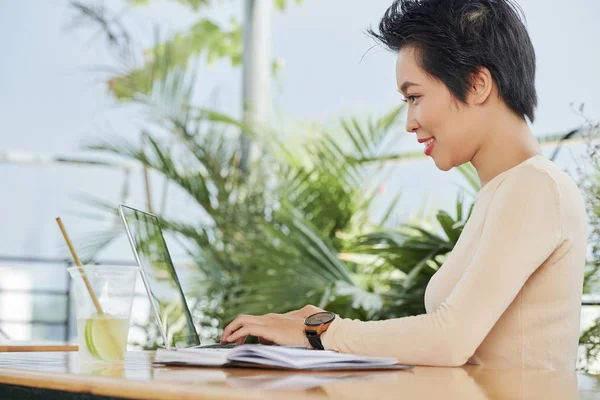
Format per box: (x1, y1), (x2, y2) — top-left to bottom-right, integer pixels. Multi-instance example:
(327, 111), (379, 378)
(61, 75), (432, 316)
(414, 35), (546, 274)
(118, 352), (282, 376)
(228, 346), (400, 369)
(157, 347), (231, 366)
(155, 344), (412, 371)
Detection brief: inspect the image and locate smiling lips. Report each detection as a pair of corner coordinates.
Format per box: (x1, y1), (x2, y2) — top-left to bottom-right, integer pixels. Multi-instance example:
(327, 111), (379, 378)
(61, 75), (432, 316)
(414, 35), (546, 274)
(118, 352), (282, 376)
(418, 137), (436, 156)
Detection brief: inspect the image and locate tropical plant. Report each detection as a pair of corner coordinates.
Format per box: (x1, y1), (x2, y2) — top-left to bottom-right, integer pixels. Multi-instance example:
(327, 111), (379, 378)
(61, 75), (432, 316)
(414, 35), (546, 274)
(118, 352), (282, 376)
(68, 0), (302, 101)
(68, 0), (480, 348)
(74, 38), (483, 348)
(575, 118), (600, 373)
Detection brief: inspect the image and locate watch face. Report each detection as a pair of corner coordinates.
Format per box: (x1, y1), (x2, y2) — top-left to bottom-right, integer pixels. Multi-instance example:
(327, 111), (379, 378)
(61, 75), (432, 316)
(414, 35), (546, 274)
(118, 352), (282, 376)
(305, 311), (335, 326)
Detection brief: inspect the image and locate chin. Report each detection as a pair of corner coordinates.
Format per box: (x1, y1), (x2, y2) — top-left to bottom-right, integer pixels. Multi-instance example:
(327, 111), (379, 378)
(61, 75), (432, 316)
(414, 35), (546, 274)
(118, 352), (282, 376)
(433, 157), (454, 172)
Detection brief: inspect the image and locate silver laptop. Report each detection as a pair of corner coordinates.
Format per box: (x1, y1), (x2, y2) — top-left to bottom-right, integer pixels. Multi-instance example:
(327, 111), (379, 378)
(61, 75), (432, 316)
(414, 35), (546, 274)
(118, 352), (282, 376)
(119, 204), (234, 351)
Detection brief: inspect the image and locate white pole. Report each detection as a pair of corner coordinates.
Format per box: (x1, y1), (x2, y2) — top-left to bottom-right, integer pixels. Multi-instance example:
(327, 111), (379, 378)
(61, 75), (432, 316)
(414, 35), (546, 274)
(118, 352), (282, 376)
(240, 0), (273, 174)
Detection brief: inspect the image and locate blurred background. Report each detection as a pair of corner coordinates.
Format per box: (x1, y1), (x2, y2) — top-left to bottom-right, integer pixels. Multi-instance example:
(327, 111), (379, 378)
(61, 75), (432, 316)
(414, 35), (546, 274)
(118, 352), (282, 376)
(1, 0), (600, 371)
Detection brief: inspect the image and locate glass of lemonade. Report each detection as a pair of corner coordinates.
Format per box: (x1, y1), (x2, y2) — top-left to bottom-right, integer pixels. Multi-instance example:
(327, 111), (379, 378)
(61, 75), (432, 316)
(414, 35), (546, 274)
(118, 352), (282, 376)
(68, 265), (138, 364)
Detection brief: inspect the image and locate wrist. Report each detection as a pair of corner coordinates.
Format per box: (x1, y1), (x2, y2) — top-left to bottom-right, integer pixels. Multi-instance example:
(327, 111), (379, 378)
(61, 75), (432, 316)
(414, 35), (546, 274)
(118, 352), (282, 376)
(302, 334), (311, 348)
(319, 316), (339, 350)
(304, 311), (336, 350)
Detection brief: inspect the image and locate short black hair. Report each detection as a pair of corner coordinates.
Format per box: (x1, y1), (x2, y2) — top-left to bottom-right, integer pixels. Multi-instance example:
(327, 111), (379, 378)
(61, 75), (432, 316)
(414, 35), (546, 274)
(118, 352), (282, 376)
(368, 0), (537, 122)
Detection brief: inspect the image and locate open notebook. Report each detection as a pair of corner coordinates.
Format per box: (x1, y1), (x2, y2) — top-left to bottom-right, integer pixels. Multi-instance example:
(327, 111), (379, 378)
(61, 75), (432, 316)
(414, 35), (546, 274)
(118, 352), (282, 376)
(154, 345), (413, 371)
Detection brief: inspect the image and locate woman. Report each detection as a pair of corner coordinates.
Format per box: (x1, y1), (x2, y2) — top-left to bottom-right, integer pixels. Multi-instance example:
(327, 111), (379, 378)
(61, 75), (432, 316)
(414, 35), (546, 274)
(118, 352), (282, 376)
(220, 0), (588, 370)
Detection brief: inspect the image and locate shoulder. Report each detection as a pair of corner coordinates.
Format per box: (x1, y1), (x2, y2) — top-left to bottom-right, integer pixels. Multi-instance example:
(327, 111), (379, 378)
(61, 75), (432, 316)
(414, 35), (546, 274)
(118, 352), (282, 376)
(484, 157), (565, 230)
(493, 156), (563, 203)
(484, 156), (587, 241)
(478, 157), (568, 244)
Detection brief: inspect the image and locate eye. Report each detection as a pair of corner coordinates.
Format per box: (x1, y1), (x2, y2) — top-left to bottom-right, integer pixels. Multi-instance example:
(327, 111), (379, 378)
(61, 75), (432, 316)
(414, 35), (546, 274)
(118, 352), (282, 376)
(402, 95), (420, 104)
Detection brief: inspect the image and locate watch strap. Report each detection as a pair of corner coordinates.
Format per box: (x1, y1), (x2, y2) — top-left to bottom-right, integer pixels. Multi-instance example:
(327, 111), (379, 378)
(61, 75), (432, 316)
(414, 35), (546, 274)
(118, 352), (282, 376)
(305, 329), (324, 350)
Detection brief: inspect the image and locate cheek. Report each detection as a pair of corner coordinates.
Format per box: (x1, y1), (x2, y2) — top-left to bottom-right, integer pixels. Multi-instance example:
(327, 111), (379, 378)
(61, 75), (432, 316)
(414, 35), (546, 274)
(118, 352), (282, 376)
(435, 101), (469, 141)
(443, 130), (478, 167)
(428, 104), (475, 164)
(418, 97), (454, 134)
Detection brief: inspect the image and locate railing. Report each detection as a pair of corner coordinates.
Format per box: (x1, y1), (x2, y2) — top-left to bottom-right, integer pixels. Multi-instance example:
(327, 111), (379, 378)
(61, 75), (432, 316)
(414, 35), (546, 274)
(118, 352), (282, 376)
(0, 255), (139, 342)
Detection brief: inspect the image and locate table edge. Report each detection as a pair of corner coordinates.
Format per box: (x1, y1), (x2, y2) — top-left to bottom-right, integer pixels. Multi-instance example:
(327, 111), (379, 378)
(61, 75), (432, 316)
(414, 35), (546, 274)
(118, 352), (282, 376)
(0, 366), (316, 400)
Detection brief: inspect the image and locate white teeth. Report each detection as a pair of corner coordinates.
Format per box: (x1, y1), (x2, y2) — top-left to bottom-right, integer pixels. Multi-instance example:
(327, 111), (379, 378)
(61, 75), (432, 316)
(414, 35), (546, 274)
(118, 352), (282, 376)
(424, 138), (435, 146)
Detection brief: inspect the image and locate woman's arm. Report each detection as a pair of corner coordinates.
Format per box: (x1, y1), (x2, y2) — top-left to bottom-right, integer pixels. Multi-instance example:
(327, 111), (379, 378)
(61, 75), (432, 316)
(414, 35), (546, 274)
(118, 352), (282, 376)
(322, 167), (564, 366)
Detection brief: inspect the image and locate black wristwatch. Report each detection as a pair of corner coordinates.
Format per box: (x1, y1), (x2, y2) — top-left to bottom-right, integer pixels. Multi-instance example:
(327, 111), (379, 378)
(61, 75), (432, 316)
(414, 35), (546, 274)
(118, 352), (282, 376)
(304, 311), (336, 350)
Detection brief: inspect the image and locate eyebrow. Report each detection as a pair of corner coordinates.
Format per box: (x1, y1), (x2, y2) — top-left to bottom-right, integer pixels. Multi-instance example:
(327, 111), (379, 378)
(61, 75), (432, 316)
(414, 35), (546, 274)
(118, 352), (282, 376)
(398, 81), (420, 94)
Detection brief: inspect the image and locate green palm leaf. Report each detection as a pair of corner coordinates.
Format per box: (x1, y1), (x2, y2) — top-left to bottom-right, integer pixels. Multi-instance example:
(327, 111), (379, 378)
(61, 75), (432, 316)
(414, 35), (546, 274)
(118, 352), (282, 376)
(76, 6), (482, 346)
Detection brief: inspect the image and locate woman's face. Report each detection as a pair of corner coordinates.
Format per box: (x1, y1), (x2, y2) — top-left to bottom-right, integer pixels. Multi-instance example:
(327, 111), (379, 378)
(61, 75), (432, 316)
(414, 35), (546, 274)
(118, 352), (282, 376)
(396, 46), (485, 171)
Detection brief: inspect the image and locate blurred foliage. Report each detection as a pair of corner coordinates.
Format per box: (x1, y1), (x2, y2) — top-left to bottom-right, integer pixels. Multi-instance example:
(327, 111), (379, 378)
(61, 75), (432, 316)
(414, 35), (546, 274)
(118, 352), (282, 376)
(128, 0), (302, 11)
(71, 2), (575, 364)
(85, 105), (477, 343)
(75, 27), (481, 348)
(128, 0), (212, 9)
(576, 118), (600, 373)
(70, 0), (302, 101)
(580, 121), (600, 294)
(70, 2), (600, 374)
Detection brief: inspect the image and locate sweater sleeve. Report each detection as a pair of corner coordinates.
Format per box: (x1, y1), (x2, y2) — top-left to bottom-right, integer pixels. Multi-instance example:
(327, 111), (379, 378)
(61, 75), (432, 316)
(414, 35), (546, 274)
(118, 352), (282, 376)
(321, 166), (564, 367)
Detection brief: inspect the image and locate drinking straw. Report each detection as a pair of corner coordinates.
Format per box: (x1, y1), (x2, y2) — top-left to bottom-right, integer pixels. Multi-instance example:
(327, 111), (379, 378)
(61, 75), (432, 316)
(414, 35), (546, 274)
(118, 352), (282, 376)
(56, 217), (104, 315)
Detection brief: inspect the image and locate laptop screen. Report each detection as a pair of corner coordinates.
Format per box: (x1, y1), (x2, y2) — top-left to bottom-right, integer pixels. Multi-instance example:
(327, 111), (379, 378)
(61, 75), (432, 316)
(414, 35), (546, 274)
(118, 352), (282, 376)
(119, 205), (200, 349)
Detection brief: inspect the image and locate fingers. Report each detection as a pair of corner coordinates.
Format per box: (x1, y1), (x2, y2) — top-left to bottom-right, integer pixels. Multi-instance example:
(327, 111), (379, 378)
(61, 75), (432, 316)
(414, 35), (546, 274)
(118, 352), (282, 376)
(226, 324), (270, 344)
(235, 336), (247, 346)
(258, 337), (275, 345)
(231, 335), (273, 346)
(220, 314), (259, 343)
(220, 311), (312, 346)
(220, 314), (278, 344)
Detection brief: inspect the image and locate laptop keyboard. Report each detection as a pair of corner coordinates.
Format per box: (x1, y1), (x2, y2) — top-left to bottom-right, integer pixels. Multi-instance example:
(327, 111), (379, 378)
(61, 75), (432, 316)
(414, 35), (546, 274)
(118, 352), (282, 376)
(196, 343), (236, 349)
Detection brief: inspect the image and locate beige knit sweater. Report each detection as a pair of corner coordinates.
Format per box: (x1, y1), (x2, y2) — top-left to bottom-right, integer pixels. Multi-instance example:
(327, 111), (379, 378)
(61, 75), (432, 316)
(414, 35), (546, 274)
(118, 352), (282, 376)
(322, 155), (588, 370)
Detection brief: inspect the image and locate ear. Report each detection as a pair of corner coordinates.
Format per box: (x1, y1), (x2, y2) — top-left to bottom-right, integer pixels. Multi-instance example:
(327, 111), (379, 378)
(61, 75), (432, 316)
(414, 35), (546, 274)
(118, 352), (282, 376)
(468, 67), (494, 106)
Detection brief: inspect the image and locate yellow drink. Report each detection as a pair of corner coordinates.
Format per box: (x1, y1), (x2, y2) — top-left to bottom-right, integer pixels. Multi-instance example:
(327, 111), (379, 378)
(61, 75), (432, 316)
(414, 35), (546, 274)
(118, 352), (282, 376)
(77, 314), (130, 363)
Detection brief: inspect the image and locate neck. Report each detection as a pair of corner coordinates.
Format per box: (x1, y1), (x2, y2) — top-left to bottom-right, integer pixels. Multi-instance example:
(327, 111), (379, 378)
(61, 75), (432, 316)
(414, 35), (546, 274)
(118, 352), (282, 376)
(470, 112), (542, 188)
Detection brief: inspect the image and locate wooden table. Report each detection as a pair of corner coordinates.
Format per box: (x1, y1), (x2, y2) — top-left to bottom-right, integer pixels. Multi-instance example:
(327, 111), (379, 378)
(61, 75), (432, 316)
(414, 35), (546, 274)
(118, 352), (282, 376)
(0, 349), (599, 399)
(0, 342), (78, 352)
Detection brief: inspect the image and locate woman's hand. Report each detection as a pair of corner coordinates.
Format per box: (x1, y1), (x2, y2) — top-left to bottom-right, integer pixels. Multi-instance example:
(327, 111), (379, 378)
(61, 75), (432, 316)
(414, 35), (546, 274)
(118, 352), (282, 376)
(220, 305), (325, 346)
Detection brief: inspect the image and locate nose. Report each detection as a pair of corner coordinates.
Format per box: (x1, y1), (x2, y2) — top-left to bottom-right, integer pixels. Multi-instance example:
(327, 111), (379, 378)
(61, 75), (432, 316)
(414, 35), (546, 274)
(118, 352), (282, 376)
(405, 108), (419, 134)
